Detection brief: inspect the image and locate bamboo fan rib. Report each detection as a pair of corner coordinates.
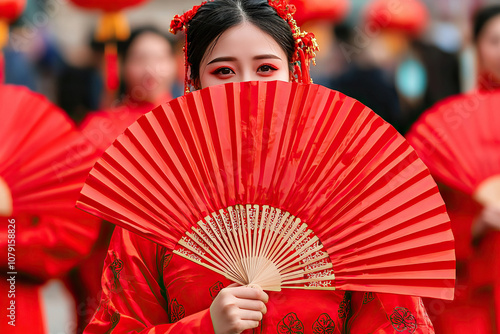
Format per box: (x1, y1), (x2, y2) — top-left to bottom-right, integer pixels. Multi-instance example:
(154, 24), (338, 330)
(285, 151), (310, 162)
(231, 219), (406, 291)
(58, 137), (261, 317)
(78, 81), (455, 299)
(0, 85), (100, 218)
(407, 92), (500, 197)
(174, 204), (335, 291)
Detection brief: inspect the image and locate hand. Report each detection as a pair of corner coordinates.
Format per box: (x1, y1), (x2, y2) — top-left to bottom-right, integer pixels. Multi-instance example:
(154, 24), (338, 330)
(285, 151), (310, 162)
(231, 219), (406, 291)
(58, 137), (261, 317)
(0, 177), (12, 216)
(472, 206), (500, 237)
(210, 283), (268, 334)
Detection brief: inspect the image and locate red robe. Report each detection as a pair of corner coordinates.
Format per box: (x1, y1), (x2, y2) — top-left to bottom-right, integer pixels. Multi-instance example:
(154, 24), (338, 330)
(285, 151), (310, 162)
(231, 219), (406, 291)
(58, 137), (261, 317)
(421, 184), (497, 334)
(0, 213), (99, 334)
(408, 80), (500, 333)
(69, 95), (173, 332)
(85, 227), (435, 333)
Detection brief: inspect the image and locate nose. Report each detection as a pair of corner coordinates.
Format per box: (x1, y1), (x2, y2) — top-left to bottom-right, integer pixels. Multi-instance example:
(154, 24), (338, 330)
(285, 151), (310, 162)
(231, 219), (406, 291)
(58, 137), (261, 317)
(241, 68), (257, 83)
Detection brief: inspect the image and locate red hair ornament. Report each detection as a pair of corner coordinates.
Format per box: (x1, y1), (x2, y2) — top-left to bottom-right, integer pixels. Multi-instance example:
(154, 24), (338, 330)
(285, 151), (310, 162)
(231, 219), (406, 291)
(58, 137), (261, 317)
(170, 0), (319, 94)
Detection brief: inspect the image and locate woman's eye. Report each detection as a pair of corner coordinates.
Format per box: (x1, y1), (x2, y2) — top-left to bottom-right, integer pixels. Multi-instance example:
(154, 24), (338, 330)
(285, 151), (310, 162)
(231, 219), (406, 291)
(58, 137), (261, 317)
(214, 67), (235, 75)
(258, 65), (278, 74)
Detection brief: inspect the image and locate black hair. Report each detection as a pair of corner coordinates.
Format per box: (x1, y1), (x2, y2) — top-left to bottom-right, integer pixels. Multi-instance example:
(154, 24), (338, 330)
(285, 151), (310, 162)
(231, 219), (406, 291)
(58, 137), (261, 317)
(118, 26), (175, 59)
(187, 0), (295, 85)
(473, 5), (500, 42)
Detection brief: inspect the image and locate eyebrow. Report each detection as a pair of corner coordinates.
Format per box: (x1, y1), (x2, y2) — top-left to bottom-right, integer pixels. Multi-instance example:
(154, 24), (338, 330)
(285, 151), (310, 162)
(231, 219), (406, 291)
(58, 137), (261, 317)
(207, 54), (282, 65)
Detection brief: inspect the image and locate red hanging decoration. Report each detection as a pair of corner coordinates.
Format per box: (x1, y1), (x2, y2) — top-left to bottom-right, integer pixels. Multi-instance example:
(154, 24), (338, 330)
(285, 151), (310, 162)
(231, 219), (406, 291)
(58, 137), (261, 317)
(0, 0), (26, 22)
(364, 0), (429, 36)
(69, 0), (151, 91)
(288, 0), (350, 26)
(0, 0), (27, 82)
(69, 0), (147, 12)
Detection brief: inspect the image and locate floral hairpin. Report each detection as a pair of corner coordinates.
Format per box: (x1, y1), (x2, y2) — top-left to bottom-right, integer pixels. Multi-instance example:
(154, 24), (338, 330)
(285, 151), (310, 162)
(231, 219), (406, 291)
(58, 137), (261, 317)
(170, 2), (207, 94)
(268, 0), (320, 84)
(170, 0), (319, 94)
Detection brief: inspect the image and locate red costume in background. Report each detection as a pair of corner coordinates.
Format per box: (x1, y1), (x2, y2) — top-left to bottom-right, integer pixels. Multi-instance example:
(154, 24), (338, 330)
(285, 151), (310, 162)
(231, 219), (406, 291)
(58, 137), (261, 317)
(0, 214), (99, 334)
(411, 76), (500, 333)
(68, 95), (172, 332)
(85, 227), (434, 333)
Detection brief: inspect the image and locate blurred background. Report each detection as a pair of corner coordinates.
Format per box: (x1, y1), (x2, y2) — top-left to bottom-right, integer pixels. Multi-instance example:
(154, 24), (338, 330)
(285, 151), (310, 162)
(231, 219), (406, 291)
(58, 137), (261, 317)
(2, 0), (500, 333)
(5, 0), (496, 132)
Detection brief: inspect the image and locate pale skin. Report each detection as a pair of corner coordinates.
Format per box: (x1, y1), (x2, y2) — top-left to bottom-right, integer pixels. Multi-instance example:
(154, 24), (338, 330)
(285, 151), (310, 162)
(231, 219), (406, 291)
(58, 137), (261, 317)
(198, 21), (290, 88)
(123, 32), (177, 104)
(196, 21), (291, 334)
(0, 177), (13, 216)
(473, 177), (500, 238)
(473, 16), (500, 236)
(477, 15), (500, 84)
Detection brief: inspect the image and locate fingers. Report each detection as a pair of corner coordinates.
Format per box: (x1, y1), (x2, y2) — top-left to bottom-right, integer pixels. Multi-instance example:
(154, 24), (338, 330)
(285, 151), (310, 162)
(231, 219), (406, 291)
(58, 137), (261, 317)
(231, 286), (269, 303)
(240, 310), (264, 321)
(236, 299), (267, 314)
(238, 320), (260, 330)
(481, 206), (500, 228)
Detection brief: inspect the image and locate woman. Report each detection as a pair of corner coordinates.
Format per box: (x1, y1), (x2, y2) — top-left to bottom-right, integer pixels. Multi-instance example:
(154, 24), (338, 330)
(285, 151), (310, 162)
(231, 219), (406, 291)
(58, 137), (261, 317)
(67, 26), (178, 334)
(85, 1), (434, 333)
(407, 6), (500, 334)
(81, 26), (177, 154)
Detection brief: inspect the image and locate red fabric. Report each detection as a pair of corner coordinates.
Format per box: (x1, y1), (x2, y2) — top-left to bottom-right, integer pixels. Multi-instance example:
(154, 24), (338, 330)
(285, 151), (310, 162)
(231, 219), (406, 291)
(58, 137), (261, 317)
(0, 85), (102, 333)
(80, 96), (171, 154)
(477, 71), (500, 93)
(85, 227), (435, 333)
(0, 214), (99, 334)
(420, 185), (497, 333)
(68, 97), (172, 332)
(0, 280), (46, 333)
(437, 184), (482, 260)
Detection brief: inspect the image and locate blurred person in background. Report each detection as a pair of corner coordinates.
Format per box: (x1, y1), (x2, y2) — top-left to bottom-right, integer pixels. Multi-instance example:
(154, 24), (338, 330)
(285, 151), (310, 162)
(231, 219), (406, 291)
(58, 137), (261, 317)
(328, 22), (402, 130)
(407, 5), (500, 333)
(330, 0), (461, 134)
(64, 25), (178, 334)
(56, 35), (104, 123)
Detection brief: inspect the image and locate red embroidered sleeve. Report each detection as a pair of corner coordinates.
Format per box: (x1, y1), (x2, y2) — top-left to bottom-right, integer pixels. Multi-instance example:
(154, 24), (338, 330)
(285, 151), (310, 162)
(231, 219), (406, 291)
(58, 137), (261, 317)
(85, 227), (215, 334)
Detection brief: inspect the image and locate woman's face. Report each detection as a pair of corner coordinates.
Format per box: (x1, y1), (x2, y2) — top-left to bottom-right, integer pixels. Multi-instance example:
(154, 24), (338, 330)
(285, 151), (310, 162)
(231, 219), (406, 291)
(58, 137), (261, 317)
(478, 15), (500, 80)
(123, 32), (176, 102)
(198, 22), (290, 88)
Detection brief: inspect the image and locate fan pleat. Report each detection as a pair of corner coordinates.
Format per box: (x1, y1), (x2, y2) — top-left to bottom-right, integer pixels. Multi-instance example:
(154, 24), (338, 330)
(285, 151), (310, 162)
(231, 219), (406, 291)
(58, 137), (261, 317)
(0, 85), (99, 221)
(78, 81), (455, 299)
(407, 92), (500, 195)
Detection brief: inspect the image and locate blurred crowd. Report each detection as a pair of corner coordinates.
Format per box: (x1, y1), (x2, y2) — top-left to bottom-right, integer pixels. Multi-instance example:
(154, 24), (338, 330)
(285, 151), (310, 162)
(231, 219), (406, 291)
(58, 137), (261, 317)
(1, 0), (500, 333)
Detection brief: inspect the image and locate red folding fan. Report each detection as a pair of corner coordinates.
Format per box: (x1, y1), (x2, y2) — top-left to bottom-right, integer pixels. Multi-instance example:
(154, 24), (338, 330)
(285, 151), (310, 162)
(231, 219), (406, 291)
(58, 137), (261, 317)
(78, 81), (455, 300)
(0, 85), (100, 221)
(406, 91), (500, 208)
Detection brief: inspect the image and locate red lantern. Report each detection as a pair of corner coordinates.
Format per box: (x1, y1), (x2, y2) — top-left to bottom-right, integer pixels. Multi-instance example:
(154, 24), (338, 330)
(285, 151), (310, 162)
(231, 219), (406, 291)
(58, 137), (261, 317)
(0, 0), (27, 82)
(69, 0), (147, 12)
(0, 0), (26, 22)
(289, 0), (350, 26)
(364, 0), (429, 36)
(69, 0), (150, 91)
